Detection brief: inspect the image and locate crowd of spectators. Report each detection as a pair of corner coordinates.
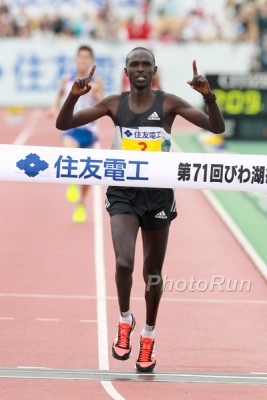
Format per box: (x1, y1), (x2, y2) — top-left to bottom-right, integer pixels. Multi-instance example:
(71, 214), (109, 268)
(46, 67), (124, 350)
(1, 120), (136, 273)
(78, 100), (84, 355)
(1, 0), (267, 43)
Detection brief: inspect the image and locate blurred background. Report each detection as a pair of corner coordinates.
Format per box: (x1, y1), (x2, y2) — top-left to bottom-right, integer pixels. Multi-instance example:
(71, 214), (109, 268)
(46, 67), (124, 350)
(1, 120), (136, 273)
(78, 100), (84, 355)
(1, 0), (267, 105)
(1, 0), (267, 220)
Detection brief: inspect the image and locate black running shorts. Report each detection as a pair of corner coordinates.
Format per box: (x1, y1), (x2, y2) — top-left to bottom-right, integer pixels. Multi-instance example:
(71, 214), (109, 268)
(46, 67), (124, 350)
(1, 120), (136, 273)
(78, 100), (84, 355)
(105, 186), (177, 231)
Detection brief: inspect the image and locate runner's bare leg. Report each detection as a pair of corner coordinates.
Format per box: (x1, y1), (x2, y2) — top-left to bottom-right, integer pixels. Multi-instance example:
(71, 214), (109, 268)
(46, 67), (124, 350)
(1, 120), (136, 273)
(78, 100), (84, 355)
(110, 214), (139, 312)
(142, 226), (170, 326)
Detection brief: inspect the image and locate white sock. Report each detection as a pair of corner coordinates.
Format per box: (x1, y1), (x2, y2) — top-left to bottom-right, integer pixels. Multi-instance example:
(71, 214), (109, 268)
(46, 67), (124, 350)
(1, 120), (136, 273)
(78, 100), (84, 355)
(119, 310), (132, 324)
(141, 323), (155, 339)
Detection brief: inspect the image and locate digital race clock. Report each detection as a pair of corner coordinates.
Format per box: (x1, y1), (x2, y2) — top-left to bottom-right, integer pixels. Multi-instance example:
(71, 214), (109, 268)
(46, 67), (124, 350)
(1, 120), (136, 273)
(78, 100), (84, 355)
(206, 73), (267, 140)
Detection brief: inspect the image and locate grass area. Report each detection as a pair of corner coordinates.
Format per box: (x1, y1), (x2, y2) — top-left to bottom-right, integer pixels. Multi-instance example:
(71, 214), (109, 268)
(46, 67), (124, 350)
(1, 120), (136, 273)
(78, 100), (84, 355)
(226, 140), (267, 155)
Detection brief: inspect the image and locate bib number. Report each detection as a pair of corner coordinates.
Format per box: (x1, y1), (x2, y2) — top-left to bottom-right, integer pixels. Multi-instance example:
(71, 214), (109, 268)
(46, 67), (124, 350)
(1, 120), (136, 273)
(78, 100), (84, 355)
(122, 138), (161, 152)
(138, 142), (148, 151)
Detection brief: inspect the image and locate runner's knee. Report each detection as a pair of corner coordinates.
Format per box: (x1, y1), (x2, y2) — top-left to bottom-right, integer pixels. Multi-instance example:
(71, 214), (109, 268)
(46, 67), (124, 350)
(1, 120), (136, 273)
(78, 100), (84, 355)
(116, 255), (134, 275)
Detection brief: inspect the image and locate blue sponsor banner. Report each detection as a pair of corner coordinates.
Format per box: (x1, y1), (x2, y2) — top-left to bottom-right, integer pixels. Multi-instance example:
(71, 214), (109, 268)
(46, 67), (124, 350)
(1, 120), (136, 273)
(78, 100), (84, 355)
(14, 54), (115, 94)
(0, 39), (120, 106)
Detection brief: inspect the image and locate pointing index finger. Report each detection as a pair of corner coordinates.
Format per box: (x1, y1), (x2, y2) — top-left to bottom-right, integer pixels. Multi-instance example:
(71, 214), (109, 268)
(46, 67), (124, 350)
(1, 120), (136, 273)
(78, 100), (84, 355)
(193, 60), (198, 76)
(88, 64), (96, 82)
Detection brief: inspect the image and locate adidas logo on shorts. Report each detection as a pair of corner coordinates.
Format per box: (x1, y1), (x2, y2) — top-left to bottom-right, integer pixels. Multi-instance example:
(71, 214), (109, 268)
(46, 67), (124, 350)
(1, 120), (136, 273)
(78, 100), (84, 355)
(154, 210), (168, 219)
(148, 112), (160, 120)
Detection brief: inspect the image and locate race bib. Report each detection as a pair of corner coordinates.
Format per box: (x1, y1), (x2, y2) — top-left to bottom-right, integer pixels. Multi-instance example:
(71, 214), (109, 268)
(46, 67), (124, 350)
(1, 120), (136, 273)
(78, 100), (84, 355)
(121, 127), (163, 152)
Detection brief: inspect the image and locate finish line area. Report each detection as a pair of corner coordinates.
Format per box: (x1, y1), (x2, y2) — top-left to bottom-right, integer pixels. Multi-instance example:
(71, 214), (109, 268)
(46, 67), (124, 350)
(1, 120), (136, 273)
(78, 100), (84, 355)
(1, 143), (267, 192)
(1, 367), (267, 385)
(1, 111), (267, 400)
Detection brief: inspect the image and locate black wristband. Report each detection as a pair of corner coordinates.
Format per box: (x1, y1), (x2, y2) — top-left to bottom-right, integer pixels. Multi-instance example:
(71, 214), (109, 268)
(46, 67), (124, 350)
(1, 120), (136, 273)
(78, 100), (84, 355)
(203, 93), (216, 104)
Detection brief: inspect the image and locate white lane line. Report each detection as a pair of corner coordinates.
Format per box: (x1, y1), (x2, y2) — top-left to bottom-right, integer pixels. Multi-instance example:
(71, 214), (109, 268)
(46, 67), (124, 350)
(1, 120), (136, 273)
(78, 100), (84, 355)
(0, 317), (98, 323)
(80, 320), (97, 323)
(93, 184), (125, 400)
(13, 109), (43, 145)
(35, 318), (59, 322)
(173, 140), (267, 281)
(141, 297), (267, 305)
(251, 372), (267, 375)
(0, 293), (96, 300)
(1, 292), (267, 305)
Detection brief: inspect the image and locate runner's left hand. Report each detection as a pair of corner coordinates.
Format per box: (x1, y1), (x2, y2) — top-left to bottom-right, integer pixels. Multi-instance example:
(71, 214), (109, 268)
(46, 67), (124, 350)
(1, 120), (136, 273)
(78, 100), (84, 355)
(187, 60), (211, 95)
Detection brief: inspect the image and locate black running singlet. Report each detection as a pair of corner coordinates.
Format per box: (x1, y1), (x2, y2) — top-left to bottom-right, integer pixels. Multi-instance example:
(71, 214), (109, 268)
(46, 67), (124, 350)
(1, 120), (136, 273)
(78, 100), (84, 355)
(111, 90), (171, 152)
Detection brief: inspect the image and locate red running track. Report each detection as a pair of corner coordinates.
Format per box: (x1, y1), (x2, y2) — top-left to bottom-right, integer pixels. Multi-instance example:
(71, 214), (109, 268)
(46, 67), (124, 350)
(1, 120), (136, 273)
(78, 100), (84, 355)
(0, 109), (267, 399)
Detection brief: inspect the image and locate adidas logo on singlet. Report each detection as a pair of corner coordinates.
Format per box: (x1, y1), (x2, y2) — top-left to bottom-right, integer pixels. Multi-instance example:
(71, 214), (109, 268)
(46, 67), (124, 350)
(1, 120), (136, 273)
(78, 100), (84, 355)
(154, 210), (168, 219)
(148, 112), (160, 120)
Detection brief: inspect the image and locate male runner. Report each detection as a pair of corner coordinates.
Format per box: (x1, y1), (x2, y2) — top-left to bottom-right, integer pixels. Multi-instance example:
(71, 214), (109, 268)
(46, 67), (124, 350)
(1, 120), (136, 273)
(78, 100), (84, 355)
(50, 45), (103, 223)
(56, 47), (225, 372)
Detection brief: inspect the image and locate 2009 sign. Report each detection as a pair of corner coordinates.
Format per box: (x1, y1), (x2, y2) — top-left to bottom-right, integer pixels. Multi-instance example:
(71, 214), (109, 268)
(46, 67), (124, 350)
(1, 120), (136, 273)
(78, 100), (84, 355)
(206, 73), (267, 139)
(213, 89), (264, 115)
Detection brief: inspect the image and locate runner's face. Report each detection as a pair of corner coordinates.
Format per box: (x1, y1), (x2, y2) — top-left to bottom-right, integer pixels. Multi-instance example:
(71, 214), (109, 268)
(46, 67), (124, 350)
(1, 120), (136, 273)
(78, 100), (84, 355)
(76, 50), (93, 75)
(125, 50), (157, 89)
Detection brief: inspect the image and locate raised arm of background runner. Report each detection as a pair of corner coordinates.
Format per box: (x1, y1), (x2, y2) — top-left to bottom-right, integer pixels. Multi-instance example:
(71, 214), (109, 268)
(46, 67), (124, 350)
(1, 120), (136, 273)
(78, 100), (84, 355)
(163, 60), (225, 134)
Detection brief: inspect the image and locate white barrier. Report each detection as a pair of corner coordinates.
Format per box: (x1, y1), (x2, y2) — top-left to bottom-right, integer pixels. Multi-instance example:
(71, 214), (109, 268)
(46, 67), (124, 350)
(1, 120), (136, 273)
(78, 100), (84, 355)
(1, 144), (267, 191)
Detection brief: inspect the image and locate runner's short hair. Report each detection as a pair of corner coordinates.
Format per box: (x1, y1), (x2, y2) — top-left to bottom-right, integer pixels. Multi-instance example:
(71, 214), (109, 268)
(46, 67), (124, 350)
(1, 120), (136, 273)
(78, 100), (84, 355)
(77, 45), (94, 58)
(126, 47), (155, 66)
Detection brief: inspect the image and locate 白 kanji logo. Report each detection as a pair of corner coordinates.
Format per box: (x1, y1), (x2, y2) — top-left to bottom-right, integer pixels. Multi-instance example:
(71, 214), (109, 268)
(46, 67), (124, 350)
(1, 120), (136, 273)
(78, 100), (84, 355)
(16, 153), (49, 177)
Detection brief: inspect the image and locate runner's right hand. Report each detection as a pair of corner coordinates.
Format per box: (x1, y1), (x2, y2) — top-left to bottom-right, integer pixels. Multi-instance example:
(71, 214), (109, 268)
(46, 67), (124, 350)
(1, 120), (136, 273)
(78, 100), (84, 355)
(71, 64), (96, 97)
